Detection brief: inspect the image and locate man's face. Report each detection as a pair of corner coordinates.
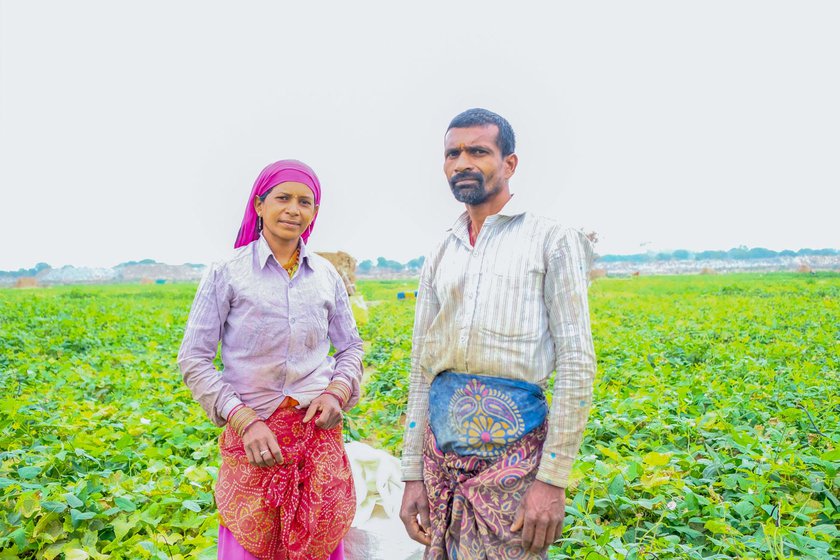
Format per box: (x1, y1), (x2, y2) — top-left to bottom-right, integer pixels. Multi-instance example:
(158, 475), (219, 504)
(444, 125), (515, 205)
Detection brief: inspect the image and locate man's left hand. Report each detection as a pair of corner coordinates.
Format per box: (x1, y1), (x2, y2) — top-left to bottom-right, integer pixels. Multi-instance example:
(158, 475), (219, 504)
(302, 394), (342, 429)
(511, 480), (566, 554)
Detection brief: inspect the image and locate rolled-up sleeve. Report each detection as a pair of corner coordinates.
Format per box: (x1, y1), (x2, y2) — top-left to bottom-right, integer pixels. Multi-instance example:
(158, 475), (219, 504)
(327, 274), (364, 410)
(537, 228), (597, 487)
(401, 257), (439, 481)
(177, 264), (241, 426)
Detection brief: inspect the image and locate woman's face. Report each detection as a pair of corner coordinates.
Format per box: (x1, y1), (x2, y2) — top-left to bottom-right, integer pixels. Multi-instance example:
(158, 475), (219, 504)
(254, 181), (318, 246)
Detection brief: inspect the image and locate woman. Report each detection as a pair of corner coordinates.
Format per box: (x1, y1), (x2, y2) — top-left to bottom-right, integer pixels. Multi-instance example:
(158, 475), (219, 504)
(178, 160), (362, 560)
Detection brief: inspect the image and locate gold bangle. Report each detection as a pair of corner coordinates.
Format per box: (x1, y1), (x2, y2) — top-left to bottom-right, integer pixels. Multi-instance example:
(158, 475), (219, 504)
(229, 406), (260, 437)
(325, 381), (351, 405)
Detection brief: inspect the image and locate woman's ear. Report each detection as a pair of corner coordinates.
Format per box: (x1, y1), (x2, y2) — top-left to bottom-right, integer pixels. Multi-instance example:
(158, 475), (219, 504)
(253, 195), (263, 214)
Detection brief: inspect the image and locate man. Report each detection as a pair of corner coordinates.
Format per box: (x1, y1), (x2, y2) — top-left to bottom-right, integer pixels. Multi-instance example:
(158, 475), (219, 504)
(399, 108), (597, 559)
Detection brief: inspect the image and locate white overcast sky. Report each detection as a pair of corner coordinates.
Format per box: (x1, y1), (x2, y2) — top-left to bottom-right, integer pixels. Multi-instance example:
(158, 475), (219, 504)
(1, 1), (838, 270)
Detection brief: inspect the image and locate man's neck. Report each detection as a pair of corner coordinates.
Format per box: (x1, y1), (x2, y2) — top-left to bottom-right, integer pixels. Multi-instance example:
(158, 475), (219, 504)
(466, 189), (512, 243)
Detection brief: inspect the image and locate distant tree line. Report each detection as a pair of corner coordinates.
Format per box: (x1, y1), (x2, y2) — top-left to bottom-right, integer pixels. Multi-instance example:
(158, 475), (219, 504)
(115, 259), (159, 268)
(0, 259), (197, 278)
(597, 246), (838, 264)
(357, 256), (426, 274)
(0, 262), (51, 279)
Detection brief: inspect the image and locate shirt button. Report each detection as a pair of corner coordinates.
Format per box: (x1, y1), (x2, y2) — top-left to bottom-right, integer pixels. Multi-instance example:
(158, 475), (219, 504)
(472, 251), (480, 258)
(290, 318), (296, 324)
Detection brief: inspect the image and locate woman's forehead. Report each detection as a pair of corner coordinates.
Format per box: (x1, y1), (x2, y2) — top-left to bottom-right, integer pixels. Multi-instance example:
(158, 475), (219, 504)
(270, 181), (315, 197)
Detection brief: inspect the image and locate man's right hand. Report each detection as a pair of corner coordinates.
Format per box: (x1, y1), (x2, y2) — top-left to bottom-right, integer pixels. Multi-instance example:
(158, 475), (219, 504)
(399, 480), (432, 546)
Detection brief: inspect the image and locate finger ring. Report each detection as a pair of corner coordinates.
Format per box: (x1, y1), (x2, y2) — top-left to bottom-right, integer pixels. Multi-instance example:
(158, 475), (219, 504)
(259, 449), (270, 456)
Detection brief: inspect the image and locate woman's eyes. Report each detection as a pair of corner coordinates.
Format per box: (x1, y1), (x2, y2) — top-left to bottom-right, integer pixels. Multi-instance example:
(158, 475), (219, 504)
(275, 195), (312, 206)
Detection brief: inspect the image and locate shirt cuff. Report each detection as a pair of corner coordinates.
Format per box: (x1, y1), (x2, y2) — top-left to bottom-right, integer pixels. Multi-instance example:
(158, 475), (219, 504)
(401, 454), (423, 481)
(535, 455), (574, 488)
(220, 396), (244, 424)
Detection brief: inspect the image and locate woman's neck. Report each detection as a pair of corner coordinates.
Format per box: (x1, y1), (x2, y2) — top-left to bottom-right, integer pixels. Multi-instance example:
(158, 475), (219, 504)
(264, 234), (300, 265)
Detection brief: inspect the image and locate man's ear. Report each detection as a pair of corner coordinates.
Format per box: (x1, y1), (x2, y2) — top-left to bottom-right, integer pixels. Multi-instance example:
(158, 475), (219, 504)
(504, 153), (519, 179)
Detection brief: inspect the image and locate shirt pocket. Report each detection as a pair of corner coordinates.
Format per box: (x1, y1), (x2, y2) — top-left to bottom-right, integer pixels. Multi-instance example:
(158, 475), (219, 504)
(480, 258), (545, 340)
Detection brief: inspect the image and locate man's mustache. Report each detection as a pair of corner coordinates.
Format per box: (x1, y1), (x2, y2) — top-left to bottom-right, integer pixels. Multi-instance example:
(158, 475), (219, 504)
(449, 172), (484, 188)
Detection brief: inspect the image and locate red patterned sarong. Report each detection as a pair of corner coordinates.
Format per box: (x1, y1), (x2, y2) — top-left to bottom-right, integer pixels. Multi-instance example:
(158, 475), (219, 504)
(216, 406), (355, 560)
(423, 423), (548, 560)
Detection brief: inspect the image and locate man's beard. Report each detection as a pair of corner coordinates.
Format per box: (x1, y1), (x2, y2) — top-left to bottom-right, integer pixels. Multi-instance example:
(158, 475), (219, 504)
(448, 172), (500, 205)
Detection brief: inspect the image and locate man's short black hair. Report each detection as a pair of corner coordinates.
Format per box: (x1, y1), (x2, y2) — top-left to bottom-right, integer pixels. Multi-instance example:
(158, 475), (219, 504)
(447, 108), (516, 157)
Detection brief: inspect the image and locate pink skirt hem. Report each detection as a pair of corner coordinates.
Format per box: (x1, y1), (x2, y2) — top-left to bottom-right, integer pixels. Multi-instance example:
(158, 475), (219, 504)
(218, 525), (344, 560)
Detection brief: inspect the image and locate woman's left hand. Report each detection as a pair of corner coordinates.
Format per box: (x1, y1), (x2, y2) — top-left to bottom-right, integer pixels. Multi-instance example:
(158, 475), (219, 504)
(302, 394), (342, 429)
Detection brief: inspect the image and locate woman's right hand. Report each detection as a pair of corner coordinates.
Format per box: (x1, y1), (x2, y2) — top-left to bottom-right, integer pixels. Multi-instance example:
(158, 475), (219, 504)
(241, 421), (284, 468)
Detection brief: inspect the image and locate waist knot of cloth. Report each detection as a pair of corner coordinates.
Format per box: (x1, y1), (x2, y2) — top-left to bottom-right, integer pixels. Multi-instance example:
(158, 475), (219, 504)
(429, 371), (548, 458)
(216, 406), (355, 560)
(423, 422), (549, 560)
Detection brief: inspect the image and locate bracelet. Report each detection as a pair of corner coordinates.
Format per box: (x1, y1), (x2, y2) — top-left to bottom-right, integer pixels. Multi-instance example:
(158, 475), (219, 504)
(321, 390), (345, 407)
(325, 381), (352, 407)
(226, 403), (245, 423)
(228, 406), (260, 437)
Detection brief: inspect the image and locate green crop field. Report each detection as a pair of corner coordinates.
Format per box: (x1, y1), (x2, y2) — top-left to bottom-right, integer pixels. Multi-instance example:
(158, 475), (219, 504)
(1, 274), (838, 559)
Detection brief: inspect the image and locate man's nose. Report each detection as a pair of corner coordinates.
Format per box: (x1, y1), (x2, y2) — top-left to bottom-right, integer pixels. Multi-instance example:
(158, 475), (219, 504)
(454, 152), (473, 172)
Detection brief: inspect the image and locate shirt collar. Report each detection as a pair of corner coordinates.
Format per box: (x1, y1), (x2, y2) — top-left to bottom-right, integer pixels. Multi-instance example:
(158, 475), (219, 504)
(256, 234), (312, 270)
(256, 235), (275, 268)
(495, 193), (526, 218)
(448, 194), (525, 243)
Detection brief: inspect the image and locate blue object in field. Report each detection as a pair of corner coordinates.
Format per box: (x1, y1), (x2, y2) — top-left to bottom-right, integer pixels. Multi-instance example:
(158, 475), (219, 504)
(155, 279), (166, 285)
(397, 291), (405, 299)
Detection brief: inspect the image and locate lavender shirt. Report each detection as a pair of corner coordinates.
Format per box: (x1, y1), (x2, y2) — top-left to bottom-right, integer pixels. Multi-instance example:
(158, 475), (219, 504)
(178, 236), (364, 426)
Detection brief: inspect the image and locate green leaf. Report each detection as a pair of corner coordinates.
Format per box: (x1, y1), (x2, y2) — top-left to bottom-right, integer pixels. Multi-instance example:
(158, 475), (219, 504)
(62, 548), (89, 560)
(820, 448), (840, 462)
(17, 466), (41, 479)
(704, 519), (736, 535)
(64, 493), (84, 508)
(114, 496), (137, 512)
(70, 508), (96, 524)
(41, 501), (67, 513)
(182, 500), (202, 512)
(112, 514), (133, 541)
(9, 527), (26, 550)
(642, 451), (670, 466)
(624, 460), (643, 483)
(197, 546), (218, 560)
(733, 500), (755, 519)
(607, 474), (625, 497)
(16, 491), (40, 517)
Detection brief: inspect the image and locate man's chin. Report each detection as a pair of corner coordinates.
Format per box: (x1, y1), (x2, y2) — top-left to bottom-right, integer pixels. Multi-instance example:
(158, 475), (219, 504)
(454, 192), (488, 205)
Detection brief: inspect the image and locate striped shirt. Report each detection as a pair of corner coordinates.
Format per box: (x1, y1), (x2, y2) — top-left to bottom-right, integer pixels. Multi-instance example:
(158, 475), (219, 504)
(401, 196), (597, 487)
(178, 235), (363, 427)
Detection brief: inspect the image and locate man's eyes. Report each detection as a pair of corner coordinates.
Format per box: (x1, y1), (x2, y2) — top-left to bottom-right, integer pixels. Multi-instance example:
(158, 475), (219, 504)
(446, 148), (488, 157)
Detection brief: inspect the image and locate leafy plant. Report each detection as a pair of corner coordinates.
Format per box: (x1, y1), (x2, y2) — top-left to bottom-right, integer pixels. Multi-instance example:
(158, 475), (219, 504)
(1, 274), (837, 558)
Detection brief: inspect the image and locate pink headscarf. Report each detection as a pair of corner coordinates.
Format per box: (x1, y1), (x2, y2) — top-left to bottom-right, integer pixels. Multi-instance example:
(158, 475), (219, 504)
(234, 159), (322, 249)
